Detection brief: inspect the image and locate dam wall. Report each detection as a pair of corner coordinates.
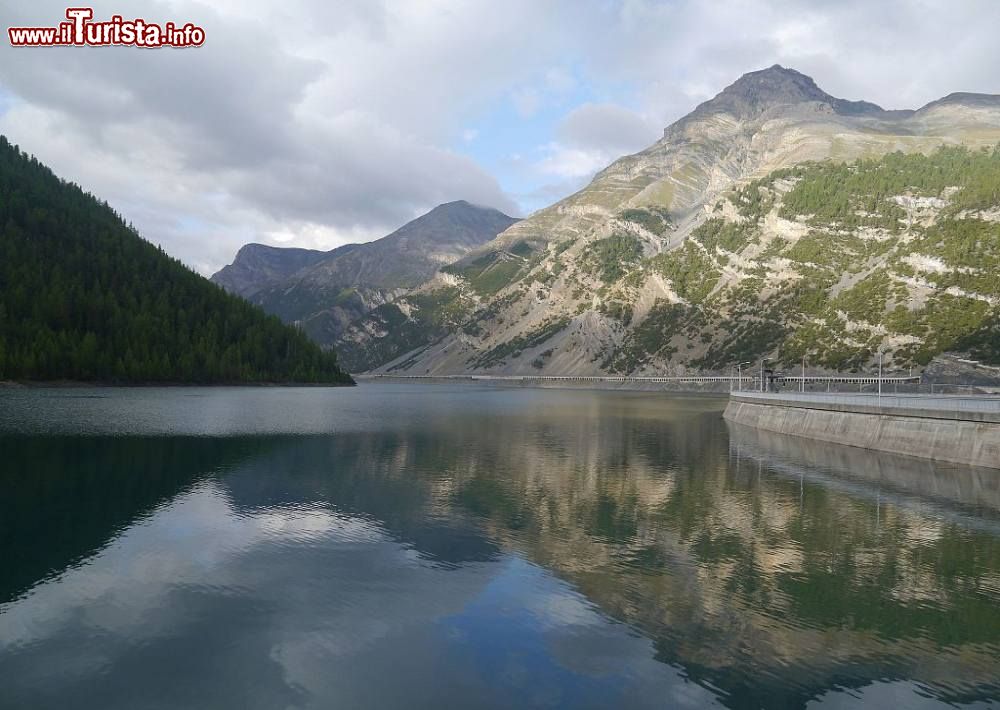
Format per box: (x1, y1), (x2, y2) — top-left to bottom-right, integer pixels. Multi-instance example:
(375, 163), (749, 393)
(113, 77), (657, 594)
(724, 392), (1000, 470)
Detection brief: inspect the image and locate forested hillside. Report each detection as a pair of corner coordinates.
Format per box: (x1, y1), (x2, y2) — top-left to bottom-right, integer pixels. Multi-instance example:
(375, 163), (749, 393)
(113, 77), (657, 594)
(0, 137), (352, 384)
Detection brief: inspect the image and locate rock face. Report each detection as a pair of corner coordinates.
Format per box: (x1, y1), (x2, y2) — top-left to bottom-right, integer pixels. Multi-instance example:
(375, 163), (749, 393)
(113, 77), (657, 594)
(682, 65), (886, 123)
(338, 65), (1000, 376)
(922, 353), (1000, 387)
(211, 244), (331, 298)
(212, 201), (518, 346)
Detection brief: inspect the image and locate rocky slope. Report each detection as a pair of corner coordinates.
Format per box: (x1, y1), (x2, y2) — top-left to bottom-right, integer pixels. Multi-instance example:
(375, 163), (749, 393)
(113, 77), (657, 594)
(338, 66), (1000, 375)
(212, 201), (518, 346)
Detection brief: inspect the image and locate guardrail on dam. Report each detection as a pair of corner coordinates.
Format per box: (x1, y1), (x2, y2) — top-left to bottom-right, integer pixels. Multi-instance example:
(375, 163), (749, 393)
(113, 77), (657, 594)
(724, 392), (1000, 470)
(360, 373), (923, 389)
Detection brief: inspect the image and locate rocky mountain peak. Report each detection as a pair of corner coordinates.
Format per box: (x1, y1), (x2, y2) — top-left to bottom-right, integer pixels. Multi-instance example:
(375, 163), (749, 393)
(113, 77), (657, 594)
(416, 199), (516, 225)
(722, 65), (828, 103)
(212, 242), (329, 298)
(433, 199), (481, 212)
(382, 200), (519, 250)
(687, 64), (884, 123)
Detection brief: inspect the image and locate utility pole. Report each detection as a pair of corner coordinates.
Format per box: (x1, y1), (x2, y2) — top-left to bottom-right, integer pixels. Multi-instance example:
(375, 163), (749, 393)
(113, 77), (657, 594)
(801, 355), (806, 393)
(760, 358), (769, 393)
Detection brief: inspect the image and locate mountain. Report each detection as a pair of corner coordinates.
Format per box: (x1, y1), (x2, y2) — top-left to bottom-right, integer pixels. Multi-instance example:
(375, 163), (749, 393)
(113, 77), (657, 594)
(211, 243), (332, 298)
(0, 136), (352, 385)
(337, 65), (1000, 375)
(212, 201), (518, 348)
(683, 64), (887, 122)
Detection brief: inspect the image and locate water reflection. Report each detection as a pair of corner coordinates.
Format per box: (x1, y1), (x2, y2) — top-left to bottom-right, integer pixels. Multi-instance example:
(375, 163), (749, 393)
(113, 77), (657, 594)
(0, 386), (998, 709)
(0, 436), (267, 604)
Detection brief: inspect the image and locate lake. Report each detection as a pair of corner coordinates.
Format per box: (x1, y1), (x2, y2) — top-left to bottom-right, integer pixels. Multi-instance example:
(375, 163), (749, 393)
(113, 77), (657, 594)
(1, 384), (998, 709)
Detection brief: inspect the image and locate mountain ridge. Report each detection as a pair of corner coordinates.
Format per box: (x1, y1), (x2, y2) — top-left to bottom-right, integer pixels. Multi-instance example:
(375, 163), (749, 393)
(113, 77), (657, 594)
(336, 66), (1000, 376)
(212, 200), (519, 348)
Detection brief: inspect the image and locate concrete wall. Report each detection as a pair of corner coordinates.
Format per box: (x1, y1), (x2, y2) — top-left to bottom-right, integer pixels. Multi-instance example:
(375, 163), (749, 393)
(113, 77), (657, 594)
(727, 422), (1000, 510)
(724, 395), (1000, 470)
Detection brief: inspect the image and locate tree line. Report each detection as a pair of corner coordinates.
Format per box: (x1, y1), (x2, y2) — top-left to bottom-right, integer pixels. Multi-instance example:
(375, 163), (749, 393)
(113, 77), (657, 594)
(0, 136), (353, 384)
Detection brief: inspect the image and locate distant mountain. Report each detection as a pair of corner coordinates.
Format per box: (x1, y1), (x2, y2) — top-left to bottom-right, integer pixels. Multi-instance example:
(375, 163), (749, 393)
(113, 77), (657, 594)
(212, 201), (518, 349)
(211, 243), (332, 298)
(0, 136), (352, 385)
(337, 65), (1000, 375)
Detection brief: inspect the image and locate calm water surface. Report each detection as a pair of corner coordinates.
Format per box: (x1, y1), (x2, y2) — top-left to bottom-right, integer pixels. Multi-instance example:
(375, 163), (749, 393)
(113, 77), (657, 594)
(1, 384), (998, 709)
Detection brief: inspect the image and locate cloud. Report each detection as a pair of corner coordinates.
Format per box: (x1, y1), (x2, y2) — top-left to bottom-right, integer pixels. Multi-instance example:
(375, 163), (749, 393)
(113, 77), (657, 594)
(532, 102), (660, 181)
(583, 0), (1000, 123)
(518, 0), (1000, 212)
(0, 0), (559, 271)
(528, 103), (659, 204)
(1, 0), (999, 272)
(558, 103), (660, 155)
(535, 144), (610, 180)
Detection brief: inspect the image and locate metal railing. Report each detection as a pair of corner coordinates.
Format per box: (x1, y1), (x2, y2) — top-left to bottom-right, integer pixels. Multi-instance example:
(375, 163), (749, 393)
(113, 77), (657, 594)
(359, 374), (999, 398)
(362, 373), (925, 387)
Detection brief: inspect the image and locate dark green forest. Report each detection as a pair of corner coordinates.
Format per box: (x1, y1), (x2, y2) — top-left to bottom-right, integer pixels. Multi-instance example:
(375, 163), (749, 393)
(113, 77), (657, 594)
(0, 136), (352, 384)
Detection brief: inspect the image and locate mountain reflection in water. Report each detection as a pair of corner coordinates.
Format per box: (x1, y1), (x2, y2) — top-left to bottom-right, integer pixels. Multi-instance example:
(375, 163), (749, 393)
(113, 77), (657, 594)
(0, 385), (997, 709)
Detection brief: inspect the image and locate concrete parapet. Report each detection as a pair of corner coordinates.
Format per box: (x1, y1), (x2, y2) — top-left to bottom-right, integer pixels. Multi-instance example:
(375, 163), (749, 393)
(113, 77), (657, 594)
(724, 393), (1000, 470)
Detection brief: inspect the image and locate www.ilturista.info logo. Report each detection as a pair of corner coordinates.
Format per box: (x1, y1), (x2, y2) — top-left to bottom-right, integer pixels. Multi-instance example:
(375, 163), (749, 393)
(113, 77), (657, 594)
(8, 8), (205, 47)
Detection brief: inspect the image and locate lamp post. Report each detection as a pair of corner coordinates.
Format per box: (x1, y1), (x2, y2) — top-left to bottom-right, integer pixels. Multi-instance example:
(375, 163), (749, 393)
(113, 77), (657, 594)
(736, 361), (750, 392)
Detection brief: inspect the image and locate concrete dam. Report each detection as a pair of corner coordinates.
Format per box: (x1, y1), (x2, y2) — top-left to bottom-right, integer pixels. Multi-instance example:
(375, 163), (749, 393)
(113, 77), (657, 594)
(724, 392), (1000, 470)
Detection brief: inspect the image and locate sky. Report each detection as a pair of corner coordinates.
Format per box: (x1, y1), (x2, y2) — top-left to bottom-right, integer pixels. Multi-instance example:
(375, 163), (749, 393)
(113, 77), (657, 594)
(2, 0), (1000, 274)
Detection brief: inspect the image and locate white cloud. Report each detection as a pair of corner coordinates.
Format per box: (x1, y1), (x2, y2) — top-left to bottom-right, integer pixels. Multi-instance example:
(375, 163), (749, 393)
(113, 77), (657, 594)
(536, 143), (613, 179)
(0, 0), (579, 271)
(1, 0), (999, 272)
(529, 103), (660, 198)
(558, 103), (660, 155)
